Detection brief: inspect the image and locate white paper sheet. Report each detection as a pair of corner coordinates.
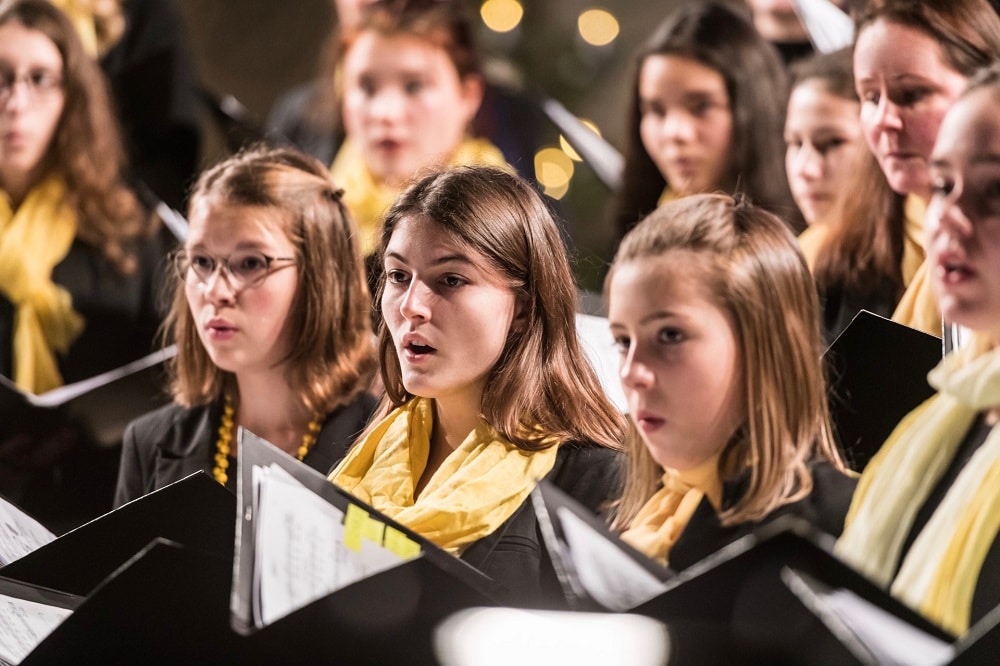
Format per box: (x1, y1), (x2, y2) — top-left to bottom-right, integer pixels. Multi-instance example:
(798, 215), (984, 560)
(0, 496), (55, 567)
(0, 594), (72, 665)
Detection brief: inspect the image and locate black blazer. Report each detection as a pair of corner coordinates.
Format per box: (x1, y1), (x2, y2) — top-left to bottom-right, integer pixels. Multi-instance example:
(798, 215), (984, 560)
(669, 462), (857, 572)
(460, 442), (622, 607)
(114, 393), (377, 507)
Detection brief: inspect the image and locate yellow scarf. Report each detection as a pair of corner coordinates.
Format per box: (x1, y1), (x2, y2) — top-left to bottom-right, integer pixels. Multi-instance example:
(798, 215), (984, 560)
(329, 397), (560, 554)
(620, 454), (722, 566)
(797, 222), (832, 273)
(891, 196), (941, 337)
(47, 0), (99, 57)
(330, 137), (510, 256)
(0, 177), (84, 393)
(836, 346), (1000, 635)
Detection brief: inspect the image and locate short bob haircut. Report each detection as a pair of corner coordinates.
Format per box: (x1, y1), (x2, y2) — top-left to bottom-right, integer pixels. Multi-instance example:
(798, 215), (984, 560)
(372, 165), (626, 453)
(607, 193), (846, 527)
(613, 1), (796, 242)
(166, 144), (376, 414)
(0, 0), (144, 271)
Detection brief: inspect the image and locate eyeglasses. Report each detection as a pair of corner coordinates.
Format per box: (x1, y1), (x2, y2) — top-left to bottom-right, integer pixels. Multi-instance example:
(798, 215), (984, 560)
(172, 249), (297, 290)
(0, 69), (63, 105)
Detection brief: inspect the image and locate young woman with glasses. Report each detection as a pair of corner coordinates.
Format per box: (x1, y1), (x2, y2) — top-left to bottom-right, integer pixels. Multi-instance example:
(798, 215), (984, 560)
(113, 145), (378, 504)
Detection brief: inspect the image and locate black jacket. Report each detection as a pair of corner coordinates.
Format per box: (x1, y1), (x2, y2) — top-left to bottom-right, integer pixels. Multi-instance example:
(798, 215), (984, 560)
(114, 393), (377, 507)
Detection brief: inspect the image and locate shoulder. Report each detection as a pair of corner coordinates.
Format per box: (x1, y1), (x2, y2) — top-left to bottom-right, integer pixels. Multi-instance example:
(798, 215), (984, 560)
(547, 442), (623, 515)
(781, 462), (858, 538)
(125, 402), (209, 449)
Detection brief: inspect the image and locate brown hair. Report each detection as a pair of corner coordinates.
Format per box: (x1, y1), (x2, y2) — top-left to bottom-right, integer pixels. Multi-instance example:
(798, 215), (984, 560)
(0, 0), (145, 272)
(613, 1), (797, 242)
(855, 0), (1000, 79)
(608, 194), (845, 528)
(372, 165), (625, 452)
(789, 47), (857, 102)
(166, 144), (377, 414)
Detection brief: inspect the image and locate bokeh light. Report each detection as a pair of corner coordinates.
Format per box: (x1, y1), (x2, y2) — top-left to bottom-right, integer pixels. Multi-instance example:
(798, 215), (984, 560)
(577, 8), (619, 47)
(481, 0), (523, 33)
(534, 147), (575, 200)
(559, 119), (602, 162)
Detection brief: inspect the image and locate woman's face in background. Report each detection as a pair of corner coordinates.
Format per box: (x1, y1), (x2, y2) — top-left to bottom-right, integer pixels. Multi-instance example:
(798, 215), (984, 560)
(341, 30), (482, 188)
(784, 80), (865, 225)
(638, 54), (733, 198)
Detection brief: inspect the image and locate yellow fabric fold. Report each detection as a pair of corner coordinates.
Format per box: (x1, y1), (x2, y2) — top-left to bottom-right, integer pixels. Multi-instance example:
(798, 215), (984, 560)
(797, 222), (832, 273)
(0, 177), (84, 393)
(836, 346), (1000, 634)
(47, 0), (99, 57)
(330, 137), (510, 256)
(619, 454), (722, 566)
(329, 397), (560, 554)
(891, 196), (941, 337)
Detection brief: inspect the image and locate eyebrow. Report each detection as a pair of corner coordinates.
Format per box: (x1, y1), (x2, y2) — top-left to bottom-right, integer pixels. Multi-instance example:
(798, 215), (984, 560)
(609, 310), (681, 328)
(384, 251), (477, 267)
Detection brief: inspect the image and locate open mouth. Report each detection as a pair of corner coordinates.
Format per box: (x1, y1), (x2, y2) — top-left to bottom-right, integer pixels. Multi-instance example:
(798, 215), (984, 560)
(406, 341), (436, 355)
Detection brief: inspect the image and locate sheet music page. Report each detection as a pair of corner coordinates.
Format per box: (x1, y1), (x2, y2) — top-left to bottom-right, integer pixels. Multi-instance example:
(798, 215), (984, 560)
(557, 507), (668, 611)
(0, 594), (72, 665)
(252, 464), (414, 627)
(0, 497), (55, 567)
(575, 314), (627, 412)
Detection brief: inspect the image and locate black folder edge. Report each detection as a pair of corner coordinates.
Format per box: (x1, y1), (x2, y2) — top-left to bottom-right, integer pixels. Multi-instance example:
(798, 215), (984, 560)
(531, 480), (672, 611)
(0, 470), (235, 596)
(231, 427), (498, 636)
(0, 346), (176, 444)
(822, 309), (941, 472)
(635, 514), (955, 642)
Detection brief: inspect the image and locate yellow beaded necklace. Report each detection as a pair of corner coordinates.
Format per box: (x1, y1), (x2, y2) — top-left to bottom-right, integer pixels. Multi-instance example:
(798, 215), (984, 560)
(213, 394), (323, 485)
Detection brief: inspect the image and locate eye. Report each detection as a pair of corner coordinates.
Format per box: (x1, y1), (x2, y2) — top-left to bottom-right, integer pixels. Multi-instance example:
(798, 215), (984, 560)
(188, 252), (215, 272)
(688, 99), (715, 117)
(895, 87), (929, 107)
(385, 269), (409, 284)
(612, 334), (631, 355)
(28, 69), (59, 90)
(930, 175), (955, 198)
(640, 100), (666, 119)
(815, 137), (848, 155)
(657, 327), (684, 344)
(441, 274), (466, 288)
(860, 90), (880, 106)
(404, 79), (424, 95)
(232, 252), (269, 277)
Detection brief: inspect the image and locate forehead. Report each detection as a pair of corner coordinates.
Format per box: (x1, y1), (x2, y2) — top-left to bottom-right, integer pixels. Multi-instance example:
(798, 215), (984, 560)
(933, 89), (1000, 162)
(639, 54), (727, 96)
(609, 252), (720, 312)
(854, 19), (952, 77)
(0, 21), (62, 68)
(386, 214), (468, 254)
(187, 199), (293, 245)
(343, 30), (455, 76)
(786, 82), (860, 124)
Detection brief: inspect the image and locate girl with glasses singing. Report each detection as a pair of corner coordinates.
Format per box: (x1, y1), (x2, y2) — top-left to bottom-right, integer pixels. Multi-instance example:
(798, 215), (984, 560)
(114, 145), (378, 504)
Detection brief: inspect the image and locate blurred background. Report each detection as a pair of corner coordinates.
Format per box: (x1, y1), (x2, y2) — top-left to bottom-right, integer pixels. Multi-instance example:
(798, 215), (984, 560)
(174, 0), (689, 290)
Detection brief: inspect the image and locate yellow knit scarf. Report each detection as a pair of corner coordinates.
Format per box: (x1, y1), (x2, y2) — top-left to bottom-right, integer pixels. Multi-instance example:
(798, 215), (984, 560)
(47, 0), (99, 56)
(619, 454), (723, 567)
(329, 397), (560, 555)
(836, 346), (1000, 635)
(330, 136), (510, 256)
(0, 177), (84, 393)
(891, 195), (942, 337)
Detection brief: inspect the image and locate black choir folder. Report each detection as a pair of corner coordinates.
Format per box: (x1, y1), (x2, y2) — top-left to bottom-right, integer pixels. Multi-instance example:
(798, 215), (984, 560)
(823, 310), (940, 472)
(532, 483), (1000, 665)
(0, 346), (174, 447)
(231, 428), (497, 665)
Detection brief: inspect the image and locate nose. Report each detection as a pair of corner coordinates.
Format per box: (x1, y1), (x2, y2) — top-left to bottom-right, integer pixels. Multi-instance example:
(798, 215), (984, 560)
(398, 279), (432, 322)
(202, 264), (238, 304)
(619, 345), (655, 391)
(870, 95), (903, 132)
(662, 111), (696, 144)
(791, 143), (824, 181)
(933, 186), (974, 241)
(0, 80), (30, 113)
(369, 86), (405, 123)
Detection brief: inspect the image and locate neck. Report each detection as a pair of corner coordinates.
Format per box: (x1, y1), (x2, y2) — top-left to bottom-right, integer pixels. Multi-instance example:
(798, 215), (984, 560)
(234, 371), (313, 455)
(430, 393), (484, 452)
(1, 173), (32, 210)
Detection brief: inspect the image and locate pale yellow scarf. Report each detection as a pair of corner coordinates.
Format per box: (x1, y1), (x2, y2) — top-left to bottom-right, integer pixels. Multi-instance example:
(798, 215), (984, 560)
(0, 177), (84, 393)
(330, 137), (510, 256)
(620, 454), (723, 566)
(329, 397), (560, 555)
(836, 346), (1000, 634)
(891, 196), (942, 337)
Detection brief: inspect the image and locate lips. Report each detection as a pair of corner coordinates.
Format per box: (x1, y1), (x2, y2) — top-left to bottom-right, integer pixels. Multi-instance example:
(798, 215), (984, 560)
(633, 410), (666, 433)
(205, 318), (237, 339)
(401, 331), (436, 359)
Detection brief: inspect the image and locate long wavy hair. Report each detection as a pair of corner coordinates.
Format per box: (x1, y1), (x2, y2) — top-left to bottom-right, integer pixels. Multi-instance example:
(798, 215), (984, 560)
(166, 145), (377, 415)
(371, 165), (625, 452)
(0, 0), (145, 272)
(608, 194), (846, 528)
